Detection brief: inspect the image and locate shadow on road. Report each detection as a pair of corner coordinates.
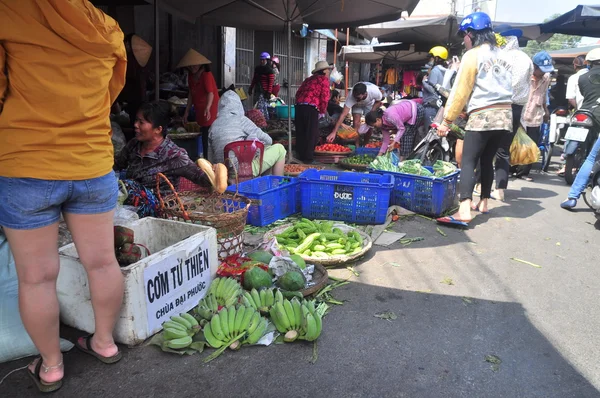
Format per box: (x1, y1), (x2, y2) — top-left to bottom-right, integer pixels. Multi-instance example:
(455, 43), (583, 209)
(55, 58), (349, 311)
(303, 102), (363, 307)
(0, 283), (597, 398)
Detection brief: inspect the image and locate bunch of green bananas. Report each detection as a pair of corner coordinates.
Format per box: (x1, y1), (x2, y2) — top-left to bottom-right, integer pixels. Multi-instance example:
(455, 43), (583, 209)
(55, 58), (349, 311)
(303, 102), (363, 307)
(241, 288), (283, 314)
(195, 293), (219, 321)
(161, 313), (200, 350)
(203, 306), (269, 350)
(208, 277), (243, 307)
(270, 298), (322, 342)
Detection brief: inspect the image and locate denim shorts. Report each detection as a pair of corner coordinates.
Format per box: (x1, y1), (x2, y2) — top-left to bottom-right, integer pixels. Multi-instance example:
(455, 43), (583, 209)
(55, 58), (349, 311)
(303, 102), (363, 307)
(0, 171), (118, 230)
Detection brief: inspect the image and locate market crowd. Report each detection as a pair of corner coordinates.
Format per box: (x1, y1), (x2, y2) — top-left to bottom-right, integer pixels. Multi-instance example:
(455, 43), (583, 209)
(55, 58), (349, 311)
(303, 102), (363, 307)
(1, 1), (600, 393)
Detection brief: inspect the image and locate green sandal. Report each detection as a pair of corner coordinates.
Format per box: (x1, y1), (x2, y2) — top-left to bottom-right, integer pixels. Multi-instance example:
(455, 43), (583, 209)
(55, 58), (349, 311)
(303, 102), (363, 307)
(27, 357), (63, 393)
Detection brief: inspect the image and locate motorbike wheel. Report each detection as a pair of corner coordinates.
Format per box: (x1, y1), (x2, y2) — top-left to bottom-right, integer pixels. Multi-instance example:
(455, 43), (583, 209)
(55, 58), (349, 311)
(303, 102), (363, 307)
(412, 144), (445, 166)
(564, 148), (585, 185)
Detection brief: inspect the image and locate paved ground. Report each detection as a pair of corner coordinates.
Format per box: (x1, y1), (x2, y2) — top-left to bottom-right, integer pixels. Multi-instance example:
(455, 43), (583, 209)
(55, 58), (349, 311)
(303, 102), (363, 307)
(1, 161), (599, 398)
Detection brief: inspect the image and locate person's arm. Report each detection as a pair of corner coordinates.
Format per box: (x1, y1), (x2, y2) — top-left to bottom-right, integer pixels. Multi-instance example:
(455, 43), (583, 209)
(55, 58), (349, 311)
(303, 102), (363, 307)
(443, 49), (478, 126)
(202, 72), (218, 120)
(371, 101), (383, 112)
(0, 44), (6, 113)
(107, 30), (127, 106)
(249, 69), (258, 94)
(242, 116), (272, 145)
(568, 98), (577, 109)
(266, 73), (275, 95)
(379, 129), (391, 155)
(329, 105), (352, 139)
(565, 75), (577, 110)
(370, 86), (384, 111)
(171, 151), (211, 187)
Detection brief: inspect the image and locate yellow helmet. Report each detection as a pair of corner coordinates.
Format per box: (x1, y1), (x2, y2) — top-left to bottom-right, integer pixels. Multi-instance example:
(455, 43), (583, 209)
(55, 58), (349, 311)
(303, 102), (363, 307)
(429, 46), (448, 60)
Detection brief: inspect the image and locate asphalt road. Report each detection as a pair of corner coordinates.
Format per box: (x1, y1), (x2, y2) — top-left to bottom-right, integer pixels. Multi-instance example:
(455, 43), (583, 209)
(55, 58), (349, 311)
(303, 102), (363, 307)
(1, 165), (599, 398)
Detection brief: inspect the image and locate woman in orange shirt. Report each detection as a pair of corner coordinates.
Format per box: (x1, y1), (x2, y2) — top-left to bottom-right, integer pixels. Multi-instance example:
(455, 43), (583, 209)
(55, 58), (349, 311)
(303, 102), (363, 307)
(179, 49), (220, 159)
(0, 1), (126, 392)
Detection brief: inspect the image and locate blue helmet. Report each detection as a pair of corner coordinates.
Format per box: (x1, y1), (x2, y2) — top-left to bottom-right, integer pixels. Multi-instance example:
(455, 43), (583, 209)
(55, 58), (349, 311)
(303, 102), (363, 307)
(458, 12), (492, 33)
(260, 52), (271, 60)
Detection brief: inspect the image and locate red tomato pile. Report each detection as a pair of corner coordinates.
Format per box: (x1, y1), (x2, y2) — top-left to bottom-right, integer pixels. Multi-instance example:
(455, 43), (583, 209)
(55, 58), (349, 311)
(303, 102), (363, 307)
(315, 143), (351, 153)
(365, 142), (382, 148)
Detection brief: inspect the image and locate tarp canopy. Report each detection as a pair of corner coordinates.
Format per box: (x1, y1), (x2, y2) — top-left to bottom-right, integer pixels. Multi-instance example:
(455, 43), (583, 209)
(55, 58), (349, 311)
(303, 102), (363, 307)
(340, 43), (430, 64)
(356, 15), (551, 51)
(541, 5), (600, 37)
(549, 44), (600, 74)
(145, 0), (420, 29)
(356, 15), (461, 49)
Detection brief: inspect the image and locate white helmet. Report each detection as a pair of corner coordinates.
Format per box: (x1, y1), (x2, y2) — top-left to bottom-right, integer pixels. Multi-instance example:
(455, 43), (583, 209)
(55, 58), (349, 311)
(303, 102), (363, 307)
(585, 48), (600, 62)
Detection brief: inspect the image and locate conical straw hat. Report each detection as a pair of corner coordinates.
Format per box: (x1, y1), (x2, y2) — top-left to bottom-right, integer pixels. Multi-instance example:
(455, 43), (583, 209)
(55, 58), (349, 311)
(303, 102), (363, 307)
(176, 49), (211, 69)
(131, 35), (152, 67)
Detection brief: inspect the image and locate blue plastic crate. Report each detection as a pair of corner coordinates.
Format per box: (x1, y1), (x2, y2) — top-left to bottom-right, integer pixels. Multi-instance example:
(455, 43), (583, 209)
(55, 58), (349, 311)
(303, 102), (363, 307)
(355, 147), (380, 157)
(370, 167), (459, 217)
(227, 176), (300, 226)
(298, 170), (393, 224)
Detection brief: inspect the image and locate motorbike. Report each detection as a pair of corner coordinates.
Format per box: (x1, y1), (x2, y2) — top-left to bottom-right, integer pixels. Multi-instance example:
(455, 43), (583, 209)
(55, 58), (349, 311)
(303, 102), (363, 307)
(409, 80), (463, 166)
(563, 106), (600, 185)
(549, 106), (570, 146)
(582, 158), (600, 222)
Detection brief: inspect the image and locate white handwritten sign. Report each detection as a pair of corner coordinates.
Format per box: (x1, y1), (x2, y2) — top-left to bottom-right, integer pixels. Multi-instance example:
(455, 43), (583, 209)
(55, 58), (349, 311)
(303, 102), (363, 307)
(143, 239), (213, 333)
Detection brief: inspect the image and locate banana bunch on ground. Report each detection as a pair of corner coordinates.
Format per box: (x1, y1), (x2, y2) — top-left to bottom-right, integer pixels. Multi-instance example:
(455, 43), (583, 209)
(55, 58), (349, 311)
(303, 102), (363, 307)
(270, 298), (322, 342)
(209, 277), (243, 307)
(203, 305), (269, 350)
(195, 293), (219, 321)
(241, 288), (284, 314)
(161, 313), (200, 350)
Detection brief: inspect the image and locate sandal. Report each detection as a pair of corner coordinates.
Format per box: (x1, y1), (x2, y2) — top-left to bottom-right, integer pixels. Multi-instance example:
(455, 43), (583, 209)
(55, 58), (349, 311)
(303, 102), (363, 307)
(519, 176), (534, 182)
(436, 216), (470, 227)
(76, 334), (122, 364)
(27, 357), (63, 393)
(470, 201), (489, 214)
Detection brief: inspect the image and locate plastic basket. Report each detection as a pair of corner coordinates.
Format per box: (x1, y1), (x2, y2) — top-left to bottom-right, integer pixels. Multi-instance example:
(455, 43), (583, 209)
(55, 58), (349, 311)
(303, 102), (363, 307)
(355, 147), (380, 157)
(370, 167), (459, 217)
(298, 170), (393, 224)
(227, 176), (300, 226)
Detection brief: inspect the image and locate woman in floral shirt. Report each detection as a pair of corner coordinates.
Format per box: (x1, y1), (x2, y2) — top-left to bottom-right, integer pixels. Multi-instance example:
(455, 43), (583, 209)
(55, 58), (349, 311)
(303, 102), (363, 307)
(294, 61), (332, 162)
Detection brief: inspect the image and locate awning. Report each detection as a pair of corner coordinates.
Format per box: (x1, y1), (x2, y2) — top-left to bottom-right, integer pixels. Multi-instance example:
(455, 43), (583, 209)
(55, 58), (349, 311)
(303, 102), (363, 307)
(548, 44), (600, 60)
(356, 15), (551, 51)
(541, 5), (600, 37)
(340, 43), (430, 64)
(145, 0), (420, 29)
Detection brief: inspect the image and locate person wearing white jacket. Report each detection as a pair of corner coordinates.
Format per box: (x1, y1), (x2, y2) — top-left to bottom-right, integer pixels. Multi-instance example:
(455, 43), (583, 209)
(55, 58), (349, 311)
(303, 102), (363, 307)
(208, 90), (286, 176)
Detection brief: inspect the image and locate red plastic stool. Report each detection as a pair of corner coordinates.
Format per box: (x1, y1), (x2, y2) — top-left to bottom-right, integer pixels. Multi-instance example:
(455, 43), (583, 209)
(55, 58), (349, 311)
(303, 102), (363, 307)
(224, 140), (264, 182)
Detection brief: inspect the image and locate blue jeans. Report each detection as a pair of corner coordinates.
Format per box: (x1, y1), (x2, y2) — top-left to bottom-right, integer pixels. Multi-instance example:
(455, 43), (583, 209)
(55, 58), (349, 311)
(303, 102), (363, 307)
(0, 171), (118, 230)
(568, 136), (600, 199)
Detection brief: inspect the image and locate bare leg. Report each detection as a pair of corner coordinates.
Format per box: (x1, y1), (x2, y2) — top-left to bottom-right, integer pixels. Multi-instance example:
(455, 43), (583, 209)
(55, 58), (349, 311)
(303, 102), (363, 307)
(64, 211), (124, 358)
(272, 158), (285, 176)
(4, 224), (64, 384)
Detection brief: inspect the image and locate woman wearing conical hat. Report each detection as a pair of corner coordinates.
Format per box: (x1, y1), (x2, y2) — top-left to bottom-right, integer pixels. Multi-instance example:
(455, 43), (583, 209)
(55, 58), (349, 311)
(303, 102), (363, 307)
(118, 34), (152, 140)
(177, 49), (220, 159)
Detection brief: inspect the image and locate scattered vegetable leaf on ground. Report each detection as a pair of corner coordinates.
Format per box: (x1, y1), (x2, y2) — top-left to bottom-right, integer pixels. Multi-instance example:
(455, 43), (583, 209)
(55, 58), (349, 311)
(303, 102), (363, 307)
(485, 354), (502, 371)
(511, 257), (541, 268)
(440, 277), (454, 286)
(436, 227), (447, 237)
(374, 311), (397, 321)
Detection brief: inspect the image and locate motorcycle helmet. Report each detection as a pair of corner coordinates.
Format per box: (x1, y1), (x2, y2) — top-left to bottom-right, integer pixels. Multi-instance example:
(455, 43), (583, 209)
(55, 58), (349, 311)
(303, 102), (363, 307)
(429, 46), (449, 60)
(260, 52), (271, 60)
(585, 48), (600, 63)
(458, 12), (492, 34)
(271, 56), (280, 64)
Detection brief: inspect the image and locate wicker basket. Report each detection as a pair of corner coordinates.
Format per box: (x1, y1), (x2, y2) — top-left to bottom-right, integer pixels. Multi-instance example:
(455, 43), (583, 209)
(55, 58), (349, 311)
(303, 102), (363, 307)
(156, 173), (251, 260)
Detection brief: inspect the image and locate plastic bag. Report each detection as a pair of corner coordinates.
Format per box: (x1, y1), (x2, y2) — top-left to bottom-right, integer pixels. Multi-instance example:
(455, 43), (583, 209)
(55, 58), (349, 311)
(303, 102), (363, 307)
(330, 68), (343, 84)
(510, 127), (540, 166)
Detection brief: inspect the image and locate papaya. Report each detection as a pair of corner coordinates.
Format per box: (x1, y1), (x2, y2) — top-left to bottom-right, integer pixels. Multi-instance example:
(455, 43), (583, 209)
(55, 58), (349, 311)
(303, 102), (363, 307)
(277, 271), (305, 291)
(248, 250), (274, 265)
(243, 266), (273, 290)
(289, 254), (306, 270)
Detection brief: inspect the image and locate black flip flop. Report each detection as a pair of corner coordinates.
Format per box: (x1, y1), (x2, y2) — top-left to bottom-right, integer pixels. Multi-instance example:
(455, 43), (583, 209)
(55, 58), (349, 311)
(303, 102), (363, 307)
(76, 334), (122, 364)
(27, 357), (63, 393)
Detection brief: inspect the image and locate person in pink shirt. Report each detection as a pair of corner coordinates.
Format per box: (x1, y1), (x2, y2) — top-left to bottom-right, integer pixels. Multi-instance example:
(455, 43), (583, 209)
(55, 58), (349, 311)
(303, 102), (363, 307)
(365, 100), (425, 158)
